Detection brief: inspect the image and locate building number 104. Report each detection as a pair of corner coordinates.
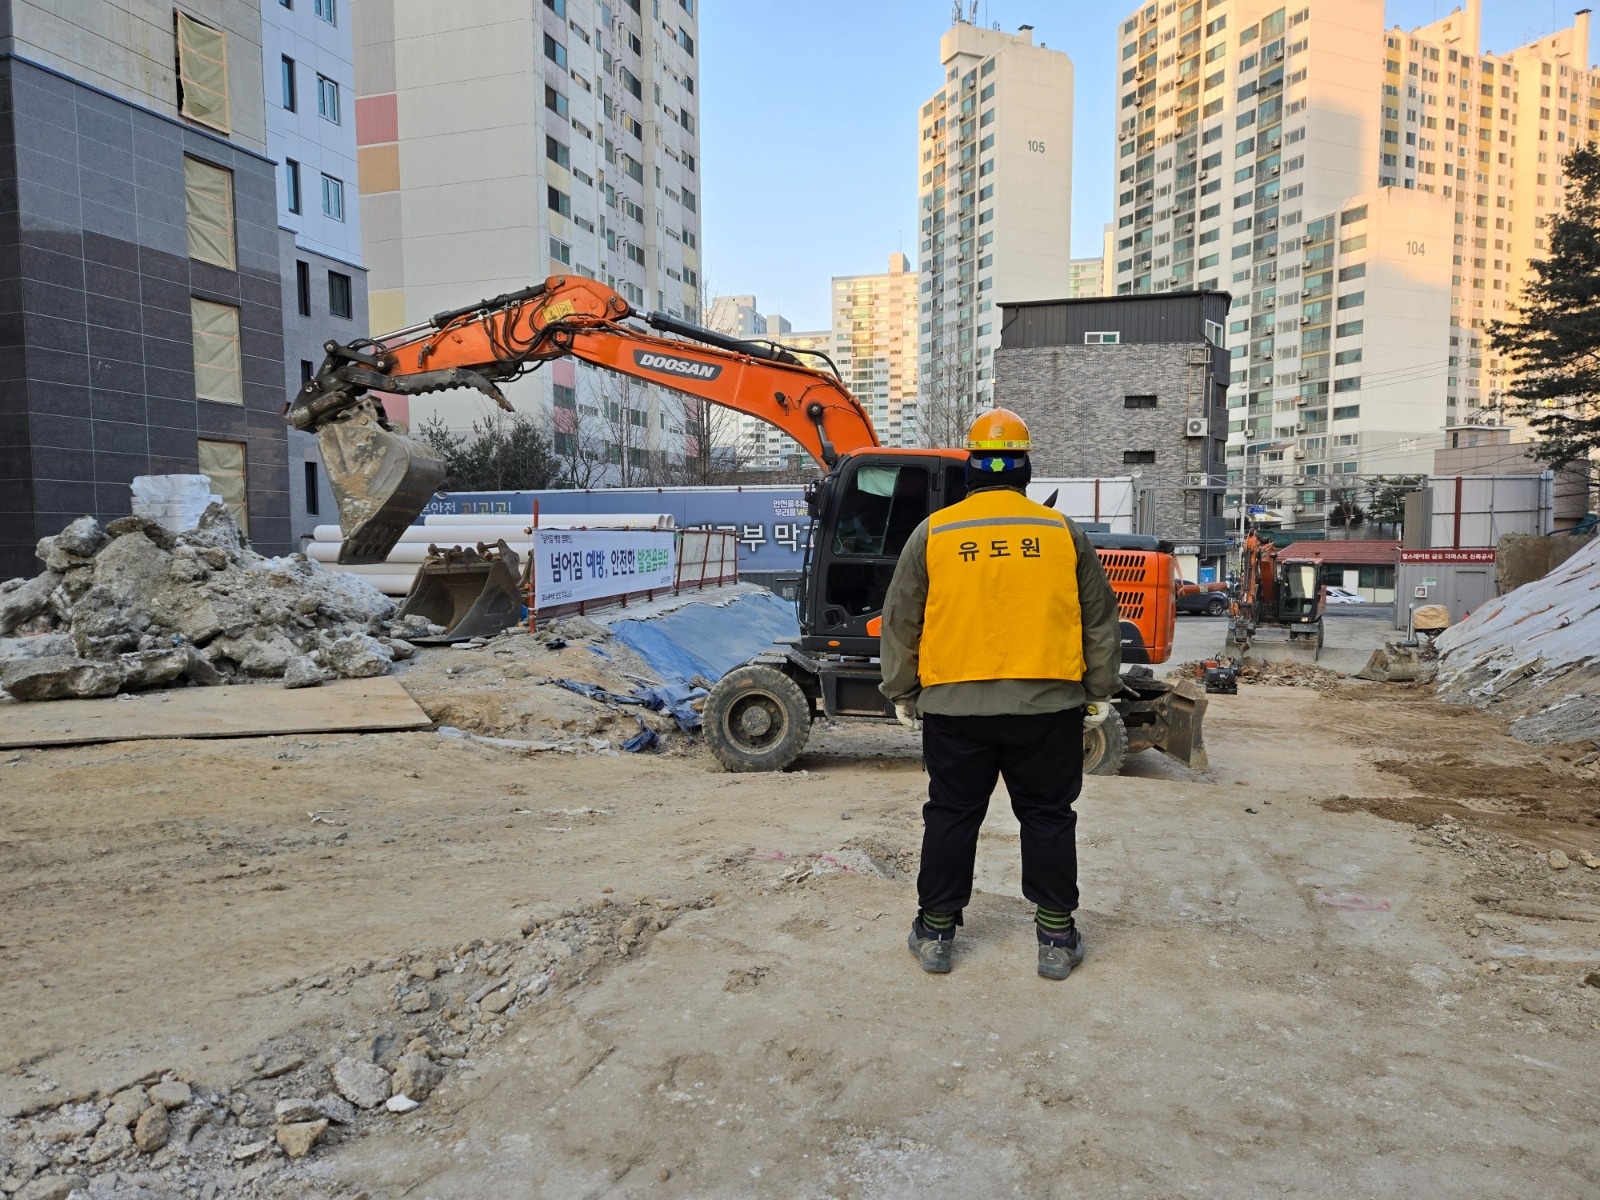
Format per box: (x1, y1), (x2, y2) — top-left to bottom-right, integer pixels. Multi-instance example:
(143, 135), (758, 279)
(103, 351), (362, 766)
(1406, 240), (1425, 256)
(1027, 139), (1046, 153)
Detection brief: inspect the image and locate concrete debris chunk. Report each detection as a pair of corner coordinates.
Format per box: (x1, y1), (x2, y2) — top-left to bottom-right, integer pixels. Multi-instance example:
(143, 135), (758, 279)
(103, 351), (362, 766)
(148, 1080), (192, 1109)
(282, 655), (327, 689)
(104, 1087), (150, 1128)
(322, 633), (395, 679)
(0, 655), (126, 701)
(86, 1121), (132, 1164)
(390, 1052), (443, 1102)
(385, 1094), (419, 1113)
(133, 1103), (170, 1153)
(331, 1057), (392, 1110)
(1548, 849), (1571, 870)
(275, 1118), (328, 1159)
(16, 1176), (85, 1200)
(273, 1098), (322, 1124)
(314, 1094), (357, 1125)
(0, 503), (397, 701)
(0, 572), (62, 636)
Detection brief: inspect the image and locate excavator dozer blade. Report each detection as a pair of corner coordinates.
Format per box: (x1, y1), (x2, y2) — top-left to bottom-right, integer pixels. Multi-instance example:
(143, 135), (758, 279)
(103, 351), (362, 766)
(315, 402), (447, 565)
(1224, 619), (1324, 666)
(1149, 677), (1209, 771)
(398, 541), (526, 643)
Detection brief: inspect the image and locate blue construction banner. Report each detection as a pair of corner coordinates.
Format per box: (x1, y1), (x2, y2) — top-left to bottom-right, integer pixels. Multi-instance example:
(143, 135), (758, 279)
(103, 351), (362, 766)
(419, 487), (810, 574)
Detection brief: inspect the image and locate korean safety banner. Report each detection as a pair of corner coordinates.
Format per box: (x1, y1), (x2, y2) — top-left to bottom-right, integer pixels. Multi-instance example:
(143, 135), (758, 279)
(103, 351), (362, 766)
(532, 529), (676, 608)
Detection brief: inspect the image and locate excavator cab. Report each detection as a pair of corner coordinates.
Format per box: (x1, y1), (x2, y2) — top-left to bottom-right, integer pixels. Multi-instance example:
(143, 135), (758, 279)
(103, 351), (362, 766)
(800, 451), (966, 657)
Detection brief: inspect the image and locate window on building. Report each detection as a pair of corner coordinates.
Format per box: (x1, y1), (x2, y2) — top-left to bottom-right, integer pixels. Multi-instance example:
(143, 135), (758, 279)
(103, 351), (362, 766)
(183, 156), (235, 269)
(313, 0), (336, 24)
(295, 261), (311, 316)
(548, 186), (571, 216)
(1085, 331), (1121, 344)
(549, 236), (571, 265)
(328, 271), (352, 319)
(1333, 404), (1360, 420)
(678, 27), (695, 56)
(546, 135), (570, 167)
(1123, 450), (1157, 464)
(682, 187), (697, 212)
(280, 56), (296, 111)
(191, 299), (243, 405)
(544, 0), (565, 13)
(545, 85), (568, 118)
(321, 174), (345, 220)
(285, 158), (302, 214)
(198, 439), (249, 532)
(304, 461), (320, 516)
(175, 11), (230, 133)
(1124, 394), (1158, 408)
(544, 34), (567, 69)
(553, 383), (577, 409)
(1332, 376), (1360, 392)
(1335, 291), (1364, 309)
(316, 75), (340, 123)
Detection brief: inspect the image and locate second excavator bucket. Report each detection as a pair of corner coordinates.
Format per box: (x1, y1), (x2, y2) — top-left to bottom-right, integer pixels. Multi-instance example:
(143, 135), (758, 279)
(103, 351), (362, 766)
(1225, 617), (1325, 664)
(315, 400), (447, 565)
(397, 540), (527, 643)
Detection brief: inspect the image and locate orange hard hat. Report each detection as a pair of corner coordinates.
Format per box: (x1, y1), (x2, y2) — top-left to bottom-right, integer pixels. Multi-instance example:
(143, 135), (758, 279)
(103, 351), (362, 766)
(965, 408), (1031, 453)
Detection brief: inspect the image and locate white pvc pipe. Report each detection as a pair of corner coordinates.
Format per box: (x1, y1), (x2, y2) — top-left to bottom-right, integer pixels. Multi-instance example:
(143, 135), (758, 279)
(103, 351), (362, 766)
(306, 542), (533, 565)
(423, 513), (674, 529)
(309, 525), (535, 545)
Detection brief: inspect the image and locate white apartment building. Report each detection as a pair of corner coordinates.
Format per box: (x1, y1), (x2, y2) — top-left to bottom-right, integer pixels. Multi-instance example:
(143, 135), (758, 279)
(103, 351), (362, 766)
(706, 295), (766, 337)
(353, 0), (702, 474)
(917, 22), (1074, 430)
(1068, 255), (1106, 297)
(264, 0), (364, 540)
(1110, 0), (1596, 527)
(832, 253), (920, 445)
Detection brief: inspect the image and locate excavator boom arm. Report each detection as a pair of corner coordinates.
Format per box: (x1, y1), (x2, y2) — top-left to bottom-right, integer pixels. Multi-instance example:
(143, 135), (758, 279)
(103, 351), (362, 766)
(288, 277), (878, 563)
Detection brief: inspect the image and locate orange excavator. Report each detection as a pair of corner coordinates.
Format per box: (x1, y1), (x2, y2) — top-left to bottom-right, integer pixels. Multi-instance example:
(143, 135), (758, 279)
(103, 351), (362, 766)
(287, 276), (1206, 775)
(1226, 530), (1326, 662)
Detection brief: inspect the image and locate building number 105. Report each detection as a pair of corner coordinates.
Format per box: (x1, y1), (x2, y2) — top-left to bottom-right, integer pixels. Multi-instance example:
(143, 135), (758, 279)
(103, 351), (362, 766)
(1027, 139), (1046, 153)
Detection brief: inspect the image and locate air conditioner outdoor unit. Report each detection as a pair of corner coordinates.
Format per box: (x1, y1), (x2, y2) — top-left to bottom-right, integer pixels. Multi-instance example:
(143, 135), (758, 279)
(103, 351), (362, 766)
(1185, 417), (1210, 438)
(1270, 165), (1281, 176)
(1261, 298), (1276, 309)
(1267, 247), (1278, 256)
(1293, 503), (1305, 512)
(1294, 423), (1307, 433)
(1260, 350), (1274, 360)
(1271, 137), (1283, 149)
(1294, 396), (1308, 407)
(1186, 149), (1197, 159)
(1187, 472), (1209, 487)
(1199, 170), (1210, 180)
(1294, 450), (1307, 460)
(1266, 217), (1279, 228)
(1120, 129), (1133, 141)
(1296, 371), (1309, 380)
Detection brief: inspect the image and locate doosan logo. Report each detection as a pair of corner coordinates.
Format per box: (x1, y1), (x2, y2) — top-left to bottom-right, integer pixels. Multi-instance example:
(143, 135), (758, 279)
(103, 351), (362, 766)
(633, 350), (722, 380)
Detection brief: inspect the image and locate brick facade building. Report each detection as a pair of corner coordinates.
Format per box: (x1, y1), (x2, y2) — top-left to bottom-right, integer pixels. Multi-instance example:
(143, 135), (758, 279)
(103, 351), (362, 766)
(994, 292), (1231, 575)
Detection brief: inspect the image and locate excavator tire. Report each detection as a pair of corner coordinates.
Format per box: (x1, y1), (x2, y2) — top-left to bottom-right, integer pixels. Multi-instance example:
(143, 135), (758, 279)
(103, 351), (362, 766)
(1083, 706), (1129, 777)
(702, 665), (811, 773)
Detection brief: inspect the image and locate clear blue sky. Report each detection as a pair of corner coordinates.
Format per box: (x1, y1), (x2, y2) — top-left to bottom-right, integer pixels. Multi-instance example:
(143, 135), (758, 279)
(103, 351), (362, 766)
(699, 1), (1580, 331)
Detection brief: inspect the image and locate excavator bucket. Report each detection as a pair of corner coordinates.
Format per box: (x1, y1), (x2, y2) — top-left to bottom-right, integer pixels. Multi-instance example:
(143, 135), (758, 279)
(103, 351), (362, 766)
(315, 401), (447, 565)
(1225, 617), (1325, 664)
(397, 541), (527, 643)
(1115, 673), (1209, 772)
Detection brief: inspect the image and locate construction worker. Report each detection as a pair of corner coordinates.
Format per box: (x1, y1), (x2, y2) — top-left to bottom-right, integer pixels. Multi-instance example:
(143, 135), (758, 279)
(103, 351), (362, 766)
(879, 408), (1122, 980)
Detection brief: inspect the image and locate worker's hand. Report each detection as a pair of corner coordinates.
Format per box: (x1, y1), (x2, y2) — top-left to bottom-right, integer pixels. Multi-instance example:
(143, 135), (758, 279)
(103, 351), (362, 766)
(1082, 699), (1113, 730)
(895, 702), (921, 730)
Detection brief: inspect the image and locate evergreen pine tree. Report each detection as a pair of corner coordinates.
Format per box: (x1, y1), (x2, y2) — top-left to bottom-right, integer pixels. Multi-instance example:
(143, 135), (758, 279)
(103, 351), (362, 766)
(1488, 143), (1600, 467)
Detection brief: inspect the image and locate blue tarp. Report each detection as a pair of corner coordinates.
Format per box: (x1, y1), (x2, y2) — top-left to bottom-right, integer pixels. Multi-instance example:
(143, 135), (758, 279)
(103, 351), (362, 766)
(609, 590), (800, 690)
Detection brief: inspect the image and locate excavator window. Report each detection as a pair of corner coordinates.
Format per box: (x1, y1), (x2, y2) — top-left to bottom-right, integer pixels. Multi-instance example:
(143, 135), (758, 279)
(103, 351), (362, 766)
(830, 465), (929, 558)
(822, 463), (933, 621)
(1278, 562), (1320, 618)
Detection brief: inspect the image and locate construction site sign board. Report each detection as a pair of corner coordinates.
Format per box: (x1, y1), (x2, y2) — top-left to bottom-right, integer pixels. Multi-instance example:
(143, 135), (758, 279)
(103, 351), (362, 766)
(532, 529), (677, 608)
(1399, 549), (1496, 563)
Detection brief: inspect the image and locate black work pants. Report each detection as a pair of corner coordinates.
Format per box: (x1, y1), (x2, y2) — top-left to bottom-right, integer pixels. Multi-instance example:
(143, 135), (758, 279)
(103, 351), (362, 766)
(917, 709), (1084, 919)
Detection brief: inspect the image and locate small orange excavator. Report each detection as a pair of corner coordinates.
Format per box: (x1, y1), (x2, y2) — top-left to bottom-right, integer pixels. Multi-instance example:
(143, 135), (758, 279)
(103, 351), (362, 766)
(286, 276), (1206, 775)
(1226, 530), (1326, 662)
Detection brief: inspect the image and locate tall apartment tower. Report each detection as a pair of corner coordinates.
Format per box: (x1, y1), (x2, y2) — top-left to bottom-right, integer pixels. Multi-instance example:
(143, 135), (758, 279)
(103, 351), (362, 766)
(264, 0), (364, 542)
(353, 0), (702, 468)
(832, 253), (920, 445)
(706, 295), (766, 337)
(0, 0), (293, 578)
(1110, 0), (1596, 527)
(916, 22), (1074, 436)
(705, 297), (821, 471)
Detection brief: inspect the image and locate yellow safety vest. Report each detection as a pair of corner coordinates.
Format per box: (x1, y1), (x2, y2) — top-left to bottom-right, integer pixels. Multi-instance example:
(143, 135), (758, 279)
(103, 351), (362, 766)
(919, 488), (1085, 687)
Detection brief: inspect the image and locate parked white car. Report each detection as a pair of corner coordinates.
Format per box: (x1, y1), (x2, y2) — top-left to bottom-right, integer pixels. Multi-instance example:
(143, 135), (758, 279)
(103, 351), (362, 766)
(1324, 586), (1368, 604)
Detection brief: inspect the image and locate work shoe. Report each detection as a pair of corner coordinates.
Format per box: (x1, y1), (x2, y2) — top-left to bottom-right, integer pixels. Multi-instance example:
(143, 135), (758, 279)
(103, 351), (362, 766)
(1036, 925), (1085, 981)
(907, 919), (954, 974)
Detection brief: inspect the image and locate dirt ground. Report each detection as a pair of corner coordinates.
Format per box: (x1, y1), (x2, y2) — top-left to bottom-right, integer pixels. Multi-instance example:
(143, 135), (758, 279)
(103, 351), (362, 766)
(3, 649), (1600, 1198)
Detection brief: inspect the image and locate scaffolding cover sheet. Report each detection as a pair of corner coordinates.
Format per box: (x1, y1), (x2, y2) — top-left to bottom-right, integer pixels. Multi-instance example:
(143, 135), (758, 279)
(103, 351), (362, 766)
(608, 590), (800, 687)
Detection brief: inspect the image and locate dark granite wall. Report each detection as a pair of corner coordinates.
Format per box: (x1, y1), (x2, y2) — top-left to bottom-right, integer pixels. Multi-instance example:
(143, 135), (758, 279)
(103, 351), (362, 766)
(0, 56), (288, 579)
